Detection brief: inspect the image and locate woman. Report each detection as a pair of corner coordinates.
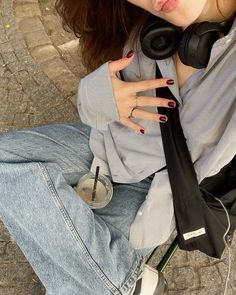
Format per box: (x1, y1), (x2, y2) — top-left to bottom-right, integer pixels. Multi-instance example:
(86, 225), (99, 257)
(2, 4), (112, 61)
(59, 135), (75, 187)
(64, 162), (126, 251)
(0, 0), (235, 294)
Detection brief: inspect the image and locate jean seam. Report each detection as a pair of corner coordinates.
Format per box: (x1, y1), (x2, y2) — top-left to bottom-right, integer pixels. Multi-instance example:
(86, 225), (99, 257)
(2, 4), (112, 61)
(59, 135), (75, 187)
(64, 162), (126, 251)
(38, 162), (122, 295)
(120, 258), (145, 294)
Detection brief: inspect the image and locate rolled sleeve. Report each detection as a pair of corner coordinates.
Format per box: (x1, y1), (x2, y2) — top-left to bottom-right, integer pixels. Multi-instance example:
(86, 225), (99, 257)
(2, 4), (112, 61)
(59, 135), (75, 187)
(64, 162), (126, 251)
(77, 62), (120, 130)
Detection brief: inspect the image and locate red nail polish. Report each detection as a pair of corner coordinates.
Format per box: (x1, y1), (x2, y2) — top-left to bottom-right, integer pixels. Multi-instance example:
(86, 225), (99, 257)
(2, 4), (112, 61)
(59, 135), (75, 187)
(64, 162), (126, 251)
(166, 79), (174, 85)
(140, 129), (145, 134)
(160, 116), (167, 122)
(168, 102), (176, 108)
(126, 50), (134, 58)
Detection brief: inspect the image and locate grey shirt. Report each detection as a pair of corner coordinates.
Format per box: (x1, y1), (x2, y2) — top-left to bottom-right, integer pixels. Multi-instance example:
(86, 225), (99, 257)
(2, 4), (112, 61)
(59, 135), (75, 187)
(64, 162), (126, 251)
(77, 18), (236, 249)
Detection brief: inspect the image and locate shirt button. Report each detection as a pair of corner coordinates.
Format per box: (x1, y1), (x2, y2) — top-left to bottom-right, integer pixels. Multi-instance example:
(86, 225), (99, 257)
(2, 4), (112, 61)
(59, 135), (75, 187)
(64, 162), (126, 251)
(138, 211), (143, 216)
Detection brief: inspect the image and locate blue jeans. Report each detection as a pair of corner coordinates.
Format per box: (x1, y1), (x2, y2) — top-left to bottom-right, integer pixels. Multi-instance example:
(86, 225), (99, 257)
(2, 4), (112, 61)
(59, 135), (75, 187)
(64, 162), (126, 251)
(0, 122), (154, 295)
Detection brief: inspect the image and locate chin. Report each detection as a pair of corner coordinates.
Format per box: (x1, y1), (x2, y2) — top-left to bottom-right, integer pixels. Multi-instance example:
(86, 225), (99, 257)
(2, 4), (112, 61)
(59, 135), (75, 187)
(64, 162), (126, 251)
(155, 0), (208, 28)
(157, 10), (200, 28)
(168, 18), (193, 27)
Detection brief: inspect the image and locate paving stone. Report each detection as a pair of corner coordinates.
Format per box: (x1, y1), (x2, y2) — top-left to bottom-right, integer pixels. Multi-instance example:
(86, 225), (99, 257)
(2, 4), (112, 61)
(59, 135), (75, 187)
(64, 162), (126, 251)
(0, 67), (5, 77)
(5, 27), (22, 40)
(0, 53), (4, 64)
(14, 69), (30, 83)
(0, 242), (7, 255)
(7, 101), (28, 114)
(0, 88), (8, 102)
(43, 101), (79, 123)
(52, 72), (78, 98)
(217, 249), (236, 288)
(16, 0), (38, 3)
(9, 35), (27, 50)
(0, 104), (8, 114)
(15, 4), (41, 20)
(0, 283), (45, 295)
(18, 16), (44, 33)
(30, 44), (59, 64)
(6, 61), (25, 73)
(167, 248), (188, 267)
(0, 262), (36, 286)
(2, 68), (13, 77)
(1, 0), (13, 13)
(168, 290), (202, 295)
(21, 78), (38, 93)
(172, 266), (197, 290)
(198, 264), (224, 294)
(32, 71), (51, 86)
(29, 114), (47, 126)
(0, 29), (7, 43)
(0, 114), (14, 125)
(14, 47), (30, 61)
(2, 7), (13, 20)
(13, 114), (30, 126)
(28, 89), (64, 112)
(7, 77), (22, 92)
(0, 20), (3, 31)
(15, 53), (42, 74)
(0, 77), (9, 88)
(1, 51), (17, 64)
(7, 31), (24, 43)
(3, 242), (28, 263)
(0, 42), (13, 53)
(70, 94), (77, 107)
(25, 62), (41, 75)
(186, 250), (210, 267)
(43, 14), (72, 46)
(58, 40), (87, 78)
(24, 30), (51, 49)
(0, 18), (4, 29)
(41, 56), (71, 80)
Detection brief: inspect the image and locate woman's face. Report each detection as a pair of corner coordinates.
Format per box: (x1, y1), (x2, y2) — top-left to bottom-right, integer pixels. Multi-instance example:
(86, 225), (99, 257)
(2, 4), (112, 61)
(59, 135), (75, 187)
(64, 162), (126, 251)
(126, 0), (209, 27)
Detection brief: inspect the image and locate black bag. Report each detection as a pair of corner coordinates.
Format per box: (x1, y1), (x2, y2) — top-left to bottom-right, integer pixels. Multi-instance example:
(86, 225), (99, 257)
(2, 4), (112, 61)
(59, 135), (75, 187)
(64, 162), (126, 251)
(156, 64), (236, 258)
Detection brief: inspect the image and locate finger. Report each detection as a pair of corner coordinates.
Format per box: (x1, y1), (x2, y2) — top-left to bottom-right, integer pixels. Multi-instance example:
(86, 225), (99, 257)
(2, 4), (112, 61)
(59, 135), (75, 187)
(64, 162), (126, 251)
(108, 50), (135, 75)
(126, 78), (174, 93)
(131, 108), (168, 123)
(137, 96), (176, 108)
(120, 117), (146, 133)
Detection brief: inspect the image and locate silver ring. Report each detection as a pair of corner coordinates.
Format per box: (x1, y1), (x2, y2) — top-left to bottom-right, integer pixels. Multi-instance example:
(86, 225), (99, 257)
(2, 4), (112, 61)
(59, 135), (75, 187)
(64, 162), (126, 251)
(128, 98), (138, 118)
(129, 107), (136, 118)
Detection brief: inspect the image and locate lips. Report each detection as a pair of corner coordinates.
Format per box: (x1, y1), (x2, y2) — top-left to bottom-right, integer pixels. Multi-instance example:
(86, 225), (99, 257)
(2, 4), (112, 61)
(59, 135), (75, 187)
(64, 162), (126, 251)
(153, 0), (167, 11)
(154, 0), (179, 12)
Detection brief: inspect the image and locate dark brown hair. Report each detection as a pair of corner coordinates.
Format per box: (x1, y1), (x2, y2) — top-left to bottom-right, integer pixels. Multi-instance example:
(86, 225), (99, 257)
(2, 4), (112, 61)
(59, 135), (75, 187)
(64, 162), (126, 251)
(55, 0), (230, 73)
(55, 0), (149, 73)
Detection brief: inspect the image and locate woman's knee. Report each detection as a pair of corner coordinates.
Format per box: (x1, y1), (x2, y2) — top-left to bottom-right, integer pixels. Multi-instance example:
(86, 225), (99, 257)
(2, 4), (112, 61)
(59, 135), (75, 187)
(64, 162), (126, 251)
(0, 122), (92, 165)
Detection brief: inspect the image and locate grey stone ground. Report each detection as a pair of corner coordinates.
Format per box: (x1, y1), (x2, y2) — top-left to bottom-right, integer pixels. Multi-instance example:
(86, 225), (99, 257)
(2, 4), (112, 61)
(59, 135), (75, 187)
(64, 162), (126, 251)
(0, 0), (235, 294)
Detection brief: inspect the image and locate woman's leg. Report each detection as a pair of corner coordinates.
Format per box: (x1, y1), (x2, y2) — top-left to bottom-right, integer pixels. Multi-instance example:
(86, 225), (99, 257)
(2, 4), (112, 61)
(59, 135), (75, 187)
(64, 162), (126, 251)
(0, 122), (151, 295)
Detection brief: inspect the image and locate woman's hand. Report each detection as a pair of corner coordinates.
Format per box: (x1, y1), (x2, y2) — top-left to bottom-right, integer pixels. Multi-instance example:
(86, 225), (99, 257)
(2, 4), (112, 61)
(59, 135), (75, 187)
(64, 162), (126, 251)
(108, 50), (176, 134)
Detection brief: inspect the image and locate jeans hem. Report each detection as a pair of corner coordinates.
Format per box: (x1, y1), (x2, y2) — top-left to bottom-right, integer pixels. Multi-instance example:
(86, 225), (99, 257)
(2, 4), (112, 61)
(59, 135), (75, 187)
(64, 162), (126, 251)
(119, 256), (146, 294)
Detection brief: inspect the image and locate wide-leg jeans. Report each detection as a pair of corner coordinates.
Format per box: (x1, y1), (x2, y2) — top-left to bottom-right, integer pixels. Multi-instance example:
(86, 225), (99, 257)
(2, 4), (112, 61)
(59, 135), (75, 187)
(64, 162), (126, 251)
(0, 122), (154, 295)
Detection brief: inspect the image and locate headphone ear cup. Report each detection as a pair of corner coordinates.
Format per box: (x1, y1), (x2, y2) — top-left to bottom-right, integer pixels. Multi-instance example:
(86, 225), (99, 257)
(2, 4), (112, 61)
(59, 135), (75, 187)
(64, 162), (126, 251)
(140, 16), (182, 60)
(178, 22), (220, 69)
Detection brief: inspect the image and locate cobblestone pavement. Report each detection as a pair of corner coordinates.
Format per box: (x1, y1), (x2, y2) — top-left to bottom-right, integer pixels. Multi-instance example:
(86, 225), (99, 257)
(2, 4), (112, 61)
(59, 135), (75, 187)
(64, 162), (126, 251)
(0, 0), (235, 294)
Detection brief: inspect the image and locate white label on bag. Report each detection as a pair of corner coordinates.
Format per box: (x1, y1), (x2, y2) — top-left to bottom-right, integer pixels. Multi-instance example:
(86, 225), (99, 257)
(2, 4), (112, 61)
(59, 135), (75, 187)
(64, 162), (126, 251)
(183, 227), (206, 240)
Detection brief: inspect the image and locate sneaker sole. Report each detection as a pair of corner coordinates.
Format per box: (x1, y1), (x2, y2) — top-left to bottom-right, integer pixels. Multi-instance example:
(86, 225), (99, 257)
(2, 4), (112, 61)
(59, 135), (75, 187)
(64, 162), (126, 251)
(154, 272), (168, 295)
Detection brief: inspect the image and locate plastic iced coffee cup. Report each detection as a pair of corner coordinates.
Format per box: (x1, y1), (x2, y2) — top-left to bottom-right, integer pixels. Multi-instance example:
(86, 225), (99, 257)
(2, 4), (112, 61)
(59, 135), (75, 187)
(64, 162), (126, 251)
(75, 171), (113, 209)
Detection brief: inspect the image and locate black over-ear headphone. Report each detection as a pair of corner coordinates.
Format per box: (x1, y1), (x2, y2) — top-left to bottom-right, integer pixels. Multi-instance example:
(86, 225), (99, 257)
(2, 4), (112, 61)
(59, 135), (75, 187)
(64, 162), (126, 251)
(140, 13), (235, 69)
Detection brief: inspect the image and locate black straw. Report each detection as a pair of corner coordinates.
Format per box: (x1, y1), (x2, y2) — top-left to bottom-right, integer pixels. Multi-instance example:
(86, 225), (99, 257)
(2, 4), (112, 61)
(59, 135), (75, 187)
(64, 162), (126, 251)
(92, 166), (100, 202)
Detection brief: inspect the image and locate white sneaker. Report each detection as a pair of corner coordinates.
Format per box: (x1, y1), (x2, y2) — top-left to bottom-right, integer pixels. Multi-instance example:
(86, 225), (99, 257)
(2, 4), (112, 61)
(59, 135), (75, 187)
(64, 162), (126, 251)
(127, 264), (167, 295)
